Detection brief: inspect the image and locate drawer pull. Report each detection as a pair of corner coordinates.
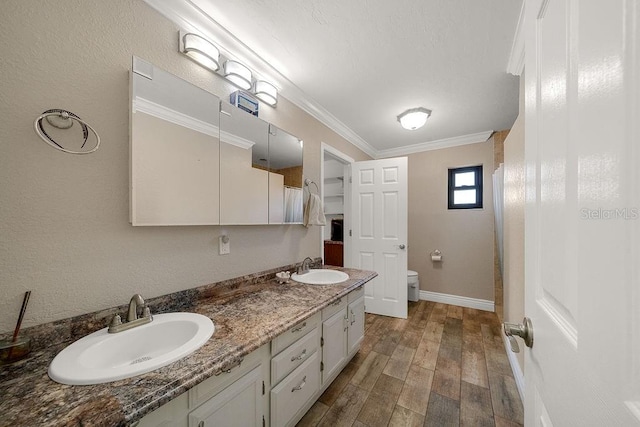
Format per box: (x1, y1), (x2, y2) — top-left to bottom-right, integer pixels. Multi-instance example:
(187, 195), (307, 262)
(291, 376), (307, 392)
(291, 322), (307, 333)
(214, 357), (243, 376)
(291, 349), (307, 362)
(331, 298), (342, 306)
(198, 422), (205, 427)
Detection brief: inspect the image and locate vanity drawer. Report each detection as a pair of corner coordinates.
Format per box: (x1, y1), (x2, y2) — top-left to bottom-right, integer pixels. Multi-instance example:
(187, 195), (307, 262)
(348, 286), (365, 303)
(271, 327), (319, 386)
(270, 351), (320, 427)
(322, 296), (348, 320)
(189, 343), (268, 409)
(272, 312), (320, 356)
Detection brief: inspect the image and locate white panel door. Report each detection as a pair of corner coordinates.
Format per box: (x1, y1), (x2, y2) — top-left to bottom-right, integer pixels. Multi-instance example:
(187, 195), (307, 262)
(523, 0), (639, 425)
(351, 157), (408, 319)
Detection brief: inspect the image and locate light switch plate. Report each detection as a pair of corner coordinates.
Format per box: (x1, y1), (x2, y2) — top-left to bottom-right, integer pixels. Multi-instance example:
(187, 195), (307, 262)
(219, 235), (230, 255)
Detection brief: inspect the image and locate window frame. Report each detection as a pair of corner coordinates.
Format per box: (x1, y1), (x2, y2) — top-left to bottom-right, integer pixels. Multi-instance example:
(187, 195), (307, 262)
(448, 165), (483, 209)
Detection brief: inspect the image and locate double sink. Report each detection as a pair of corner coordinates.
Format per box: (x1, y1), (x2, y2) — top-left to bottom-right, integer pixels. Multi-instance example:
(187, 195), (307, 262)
(48, 268), (349, 385)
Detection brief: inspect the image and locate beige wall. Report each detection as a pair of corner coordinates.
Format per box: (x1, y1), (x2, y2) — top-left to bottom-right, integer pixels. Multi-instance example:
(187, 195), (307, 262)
(503, 78), (525, 372)
(0, 0), (371, 332)
(407, 141), (495, 302)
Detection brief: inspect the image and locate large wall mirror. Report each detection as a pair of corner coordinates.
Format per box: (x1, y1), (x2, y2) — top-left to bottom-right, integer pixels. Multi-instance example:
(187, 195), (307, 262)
(130, 57), (220, 226)
(130, 57), (304, 226)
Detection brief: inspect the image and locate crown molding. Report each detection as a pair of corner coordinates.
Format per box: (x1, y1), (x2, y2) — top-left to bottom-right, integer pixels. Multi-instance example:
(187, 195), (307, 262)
(143, 0), (378, 158)
(376, 130), (494, 158)
(506, 2), (525, 76)
(133, 97), (220, 138)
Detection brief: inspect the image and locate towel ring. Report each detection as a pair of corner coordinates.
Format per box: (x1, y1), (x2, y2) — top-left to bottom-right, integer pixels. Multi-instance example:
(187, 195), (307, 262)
(34, 109), (100, 154)
(304, 178), (319, 194)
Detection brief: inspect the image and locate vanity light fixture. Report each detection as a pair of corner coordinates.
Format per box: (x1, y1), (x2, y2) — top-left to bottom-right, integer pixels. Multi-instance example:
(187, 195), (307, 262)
(253, 80), (278, 106)
(179, 32), (220, 72)
(397, 107), (432, 130)
(224, 60), (252, 90)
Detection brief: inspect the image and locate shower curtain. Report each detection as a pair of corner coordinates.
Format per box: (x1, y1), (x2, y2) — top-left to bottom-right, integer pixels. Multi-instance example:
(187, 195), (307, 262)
(284, 187), (303, 223)
(493, 164), (504, 275)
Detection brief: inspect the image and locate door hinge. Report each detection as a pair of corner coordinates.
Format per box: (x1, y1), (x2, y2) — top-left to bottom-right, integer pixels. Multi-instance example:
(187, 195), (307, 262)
(320, 336), (324, 347)
(262, 380), (265, 395)
(320, 361), (324, 372)
(262, 415), (265, 427)
(349, 176), (352, 183)
(349, 229), (352, 237)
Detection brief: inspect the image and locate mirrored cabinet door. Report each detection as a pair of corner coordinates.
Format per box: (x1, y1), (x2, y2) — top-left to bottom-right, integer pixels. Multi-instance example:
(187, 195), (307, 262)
(219, 101), (270, 225)
(130, 57), (220, 226)
(268, 125), (304, 224)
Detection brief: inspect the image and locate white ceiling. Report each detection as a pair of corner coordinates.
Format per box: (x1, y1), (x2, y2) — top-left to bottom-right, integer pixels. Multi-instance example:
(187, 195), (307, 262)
(150, 0), (523, 157)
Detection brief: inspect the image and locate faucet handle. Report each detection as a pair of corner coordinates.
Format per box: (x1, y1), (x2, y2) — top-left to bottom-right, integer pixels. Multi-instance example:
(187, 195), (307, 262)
(109, 314), (122, 328)
(142, 306), (152, 319)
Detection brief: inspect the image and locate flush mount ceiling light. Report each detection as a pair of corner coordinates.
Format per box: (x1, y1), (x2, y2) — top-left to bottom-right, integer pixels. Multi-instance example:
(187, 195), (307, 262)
(179, 32), (220, 72)
(253, 80), (278, 106)
(224, 60), (252, 90)
(397, 107), (432, 130)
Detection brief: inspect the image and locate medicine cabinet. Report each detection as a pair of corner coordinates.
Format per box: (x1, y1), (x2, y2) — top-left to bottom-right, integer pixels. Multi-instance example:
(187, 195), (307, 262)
(129, 57), (304, 226)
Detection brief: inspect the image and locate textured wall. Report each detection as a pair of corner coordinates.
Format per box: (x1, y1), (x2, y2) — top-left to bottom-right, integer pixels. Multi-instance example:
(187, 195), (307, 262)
(407, 141), (495, 302)
(503, 80), (525, 372)
(0, 0), (370, 332)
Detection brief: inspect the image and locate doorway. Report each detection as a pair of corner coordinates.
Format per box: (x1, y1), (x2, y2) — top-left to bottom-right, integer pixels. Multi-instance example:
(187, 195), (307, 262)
(320, 143), (354, 267)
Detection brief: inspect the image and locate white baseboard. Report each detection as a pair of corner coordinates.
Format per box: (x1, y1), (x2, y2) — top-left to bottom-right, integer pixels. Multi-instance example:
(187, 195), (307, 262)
(419, 290), (495, 312)
(502, 333), (526, 403)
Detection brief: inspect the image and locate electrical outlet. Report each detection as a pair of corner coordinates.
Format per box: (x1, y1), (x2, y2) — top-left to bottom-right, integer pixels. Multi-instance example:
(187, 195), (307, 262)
(219, 235), (230, 255)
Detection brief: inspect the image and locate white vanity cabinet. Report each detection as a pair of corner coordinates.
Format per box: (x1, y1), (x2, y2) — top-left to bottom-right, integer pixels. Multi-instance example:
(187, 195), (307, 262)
(135, 286), (365, 427)
(321, 287), (365, 384)
(136, 344), (270, 427)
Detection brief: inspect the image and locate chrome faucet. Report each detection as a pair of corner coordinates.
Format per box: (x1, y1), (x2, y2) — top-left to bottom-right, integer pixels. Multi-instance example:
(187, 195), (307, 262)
(297, 257), (314, 275)
(108, 294), (153, 333)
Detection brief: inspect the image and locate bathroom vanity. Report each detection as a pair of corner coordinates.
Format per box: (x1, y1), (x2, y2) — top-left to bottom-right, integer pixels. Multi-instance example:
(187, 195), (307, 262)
(137, 286), (364, 427)
(0, 266), (375, 426)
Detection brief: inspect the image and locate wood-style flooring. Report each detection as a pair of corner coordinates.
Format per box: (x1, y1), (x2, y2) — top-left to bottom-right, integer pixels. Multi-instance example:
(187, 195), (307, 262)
(297, 301), (524, 427)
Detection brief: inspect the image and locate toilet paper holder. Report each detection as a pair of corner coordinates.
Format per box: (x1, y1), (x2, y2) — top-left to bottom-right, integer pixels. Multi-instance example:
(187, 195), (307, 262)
(430, 250), (442, 262)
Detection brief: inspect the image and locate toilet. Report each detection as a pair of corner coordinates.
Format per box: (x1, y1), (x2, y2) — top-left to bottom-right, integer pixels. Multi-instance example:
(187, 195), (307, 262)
(408, 270), (420, 302)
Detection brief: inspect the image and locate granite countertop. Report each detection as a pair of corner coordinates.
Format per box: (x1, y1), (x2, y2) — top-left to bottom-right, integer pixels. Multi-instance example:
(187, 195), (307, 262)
(0, 265), (376, 426)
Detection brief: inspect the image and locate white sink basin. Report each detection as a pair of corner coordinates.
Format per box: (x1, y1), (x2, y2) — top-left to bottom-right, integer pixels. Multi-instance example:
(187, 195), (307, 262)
(291, 269), (349, 285)
(48, 312), (215, 385)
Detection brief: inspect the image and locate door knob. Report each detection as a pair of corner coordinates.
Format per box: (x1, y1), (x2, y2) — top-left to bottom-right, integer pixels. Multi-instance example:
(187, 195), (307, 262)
(398, 244), (406, 250)
(503, 317), (534, 353)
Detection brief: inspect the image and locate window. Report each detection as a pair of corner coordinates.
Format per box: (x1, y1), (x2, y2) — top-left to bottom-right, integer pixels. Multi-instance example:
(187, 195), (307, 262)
(448, 165), (483, 209)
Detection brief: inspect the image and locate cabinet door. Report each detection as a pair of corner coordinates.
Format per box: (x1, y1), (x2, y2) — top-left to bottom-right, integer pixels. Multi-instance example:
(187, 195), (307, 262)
(130, 58), (220, 226)
(347, 296), (365, 355)
(188, 365), (263, 427)
(322, 308), (347, 384)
